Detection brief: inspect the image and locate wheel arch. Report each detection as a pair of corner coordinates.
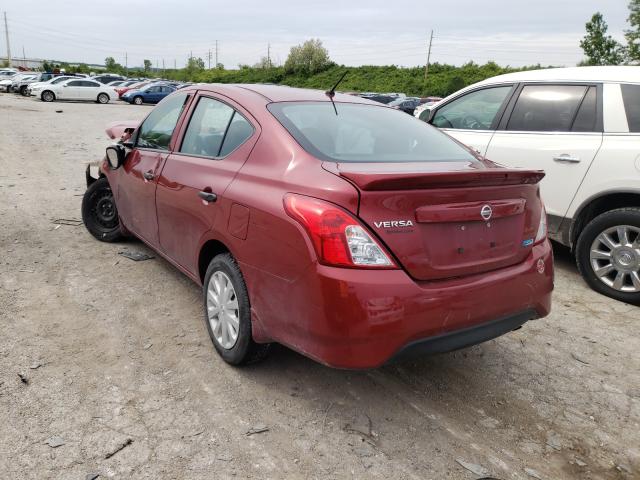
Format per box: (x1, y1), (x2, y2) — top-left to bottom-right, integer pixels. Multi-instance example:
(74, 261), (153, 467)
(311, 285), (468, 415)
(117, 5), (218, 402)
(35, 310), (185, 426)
(198, 239), (232, 284)
(570, 190), (640, 248)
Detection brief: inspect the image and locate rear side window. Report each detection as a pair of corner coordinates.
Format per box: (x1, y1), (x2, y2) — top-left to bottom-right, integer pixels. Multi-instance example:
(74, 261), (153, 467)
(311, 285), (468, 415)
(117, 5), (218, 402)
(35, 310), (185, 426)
(432, 86), (512, 130)
(136, 93), (189, 150)
(507, 85), (587, 132)
(180, 96), (254, 158)
(621, 84), (640, 133)
(572, 86), (597, 132)
(268, 102), (477, 163)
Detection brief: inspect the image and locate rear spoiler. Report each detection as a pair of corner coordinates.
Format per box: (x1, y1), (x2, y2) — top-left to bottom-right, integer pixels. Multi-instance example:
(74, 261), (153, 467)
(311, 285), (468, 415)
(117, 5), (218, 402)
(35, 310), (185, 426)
(338, 169), (545, 191)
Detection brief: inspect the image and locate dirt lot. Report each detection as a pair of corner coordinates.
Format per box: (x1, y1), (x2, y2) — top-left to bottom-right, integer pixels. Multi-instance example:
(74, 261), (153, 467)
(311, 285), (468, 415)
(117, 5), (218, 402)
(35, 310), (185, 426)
(0, 93), (638, 480)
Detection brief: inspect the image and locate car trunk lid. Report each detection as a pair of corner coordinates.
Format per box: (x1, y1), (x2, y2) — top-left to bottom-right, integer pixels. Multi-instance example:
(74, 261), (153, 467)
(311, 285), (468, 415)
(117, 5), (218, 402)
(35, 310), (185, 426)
(327, 161), (545, 281)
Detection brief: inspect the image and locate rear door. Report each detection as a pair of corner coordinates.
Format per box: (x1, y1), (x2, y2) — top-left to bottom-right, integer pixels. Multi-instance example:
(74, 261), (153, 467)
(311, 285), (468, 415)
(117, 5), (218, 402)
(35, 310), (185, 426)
(80, 80), (101, 100)
(115, 93), (192, 247)
(156, 93), (259, 274)
(430, 84), (515, 155)
(484, 83), (603, 224)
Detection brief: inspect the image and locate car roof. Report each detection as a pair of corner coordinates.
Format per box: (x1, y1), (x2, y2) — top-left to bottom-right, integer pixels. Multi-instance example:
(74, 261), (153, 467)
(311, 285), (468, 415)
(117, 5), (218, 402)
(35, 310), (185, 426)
(187, 83), (378, 105)
(476, 66), (640, 85)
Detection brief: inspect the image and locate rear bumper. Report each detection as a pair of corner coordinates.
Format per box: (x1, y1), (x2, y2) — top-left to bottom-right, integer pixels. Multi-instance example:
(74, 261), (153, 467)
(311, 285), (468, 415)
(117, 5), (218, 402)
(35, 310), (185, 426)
(247, 241), (553, 369)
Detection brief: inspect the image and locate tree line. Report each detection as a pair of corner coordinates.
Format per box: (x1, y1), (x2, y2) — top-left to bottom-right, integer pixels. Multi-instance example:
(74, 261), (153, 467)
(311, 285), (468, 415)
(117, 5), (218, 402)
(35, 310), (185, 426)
(580, 0), (640, 65)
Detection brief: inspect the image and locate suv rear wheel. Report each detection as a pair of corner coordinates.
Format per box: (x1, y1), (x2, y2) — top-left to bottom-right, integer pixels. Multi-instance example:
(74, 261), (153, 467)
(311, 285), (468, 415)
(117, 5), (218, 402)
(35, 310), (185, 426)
(576, 208), (640, 305)
(203, 253), (271, 365)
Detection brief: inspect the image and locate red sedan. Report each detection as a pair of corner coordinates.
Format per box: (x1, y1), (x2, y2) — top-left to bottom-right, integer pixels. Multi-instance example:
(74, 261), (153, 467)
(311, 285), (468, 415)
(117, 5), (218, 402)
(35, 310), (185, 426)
(82, 84), (553, 369)
(116, 81), (151, 99)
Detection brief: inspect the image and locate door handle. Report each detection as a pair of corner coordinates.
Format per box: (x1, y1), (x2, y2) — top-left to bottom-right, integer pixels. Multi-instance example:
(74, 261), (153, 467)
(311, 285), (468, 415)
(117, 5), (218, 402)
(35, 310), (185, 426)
(198, 191), (217, 203)
(142, 170), (155, 180)
(553, 154), (581, 163)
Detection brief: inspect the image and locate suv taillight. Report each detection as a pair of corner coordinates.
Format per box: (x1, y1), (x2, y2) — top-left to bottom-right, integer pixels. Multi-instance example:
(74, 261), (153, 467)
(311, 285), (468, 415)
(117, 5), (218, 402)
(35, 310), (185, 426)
(283, 194), (397, 269)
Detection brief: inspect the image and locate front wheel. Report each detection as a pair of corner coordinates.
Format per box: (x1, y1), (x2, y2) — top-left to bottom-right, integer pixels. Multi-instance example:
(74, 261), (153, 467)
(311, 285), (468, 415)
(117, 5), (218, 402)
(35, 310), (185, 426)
(41, 90), (55, 102)
(133, 96), (143, 105)
(576, 208), (640, 305)
(97, 93), (109, 104)
(81, 177), (123, 242)
(20, 86), (29, 96)
(203, 253), (271, 365)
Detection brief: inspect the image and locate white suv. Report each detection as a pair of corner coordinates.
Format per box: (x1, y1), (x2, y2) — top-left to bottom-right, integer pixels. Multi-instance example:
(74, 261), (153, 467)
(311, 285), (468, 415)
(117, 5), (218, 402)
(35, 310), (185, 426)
(425, 66), (640, 305)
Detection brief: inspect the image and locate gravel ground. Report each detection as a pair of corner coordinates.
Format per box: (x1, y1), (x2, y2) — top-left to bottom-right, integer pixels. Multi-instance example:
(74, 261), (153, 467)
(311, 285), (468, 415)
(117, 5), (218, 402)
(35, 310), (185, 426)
(0, 93), (638, 480)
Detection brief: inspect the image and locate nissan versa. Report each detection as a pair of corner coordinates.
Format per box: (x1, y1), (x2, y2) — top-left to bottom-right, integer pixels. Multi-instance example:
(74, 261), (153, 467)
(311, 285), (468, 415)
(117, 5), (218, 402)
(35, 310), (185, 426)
(81, 84), (553, 369)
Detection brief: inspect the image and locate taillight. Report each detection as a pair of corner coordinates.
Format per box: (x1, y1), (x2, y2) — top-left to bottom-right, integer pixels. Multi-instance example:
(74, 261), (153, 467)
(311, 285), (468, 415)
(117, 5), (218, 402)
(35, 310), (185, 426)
(283, 194), (396, 268)
(535, 203), (547, 244)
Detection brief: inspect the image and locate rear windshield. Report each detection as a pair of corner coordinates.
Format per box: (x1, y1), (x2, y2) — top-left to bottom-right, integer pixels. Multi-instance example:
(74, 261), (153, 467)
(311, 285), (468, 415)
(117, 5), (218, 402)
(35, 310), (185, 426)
(268, 101), (476, 163)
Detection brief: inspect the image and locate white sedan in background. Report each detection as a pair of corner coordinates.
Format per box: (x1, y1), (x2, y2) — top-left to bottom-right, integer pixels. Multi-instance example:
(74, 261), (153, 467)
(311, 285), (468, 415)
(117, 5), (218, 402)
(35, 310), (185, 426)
(39, 78), (118, 104)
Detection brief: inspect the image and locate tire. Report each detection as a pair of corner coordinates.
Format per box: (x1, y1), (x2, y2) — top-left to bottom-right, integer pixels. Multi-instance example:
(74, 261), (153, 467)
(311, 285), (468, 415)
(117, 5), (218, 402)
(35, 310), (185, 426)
(20, 86), (28, 96)
(133, 96), (143, 105)
(203, 253), (271, 365)
(576, 207), (640, 305)
(81, 177), (123, 243)
(97, 93), (109, 104)
(41, 90), (55, 102)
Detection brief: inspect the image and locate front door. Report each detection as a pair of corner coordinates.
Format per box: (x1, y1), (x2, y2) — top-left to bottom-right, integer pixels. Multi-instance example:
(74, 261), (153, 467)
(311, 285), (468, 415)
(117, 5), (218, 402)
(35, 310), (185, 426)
(430, 84), (515, 156)
(114, 93), (192, 247)
(484, 84), (603, 222)
(156, 94), (259, 274)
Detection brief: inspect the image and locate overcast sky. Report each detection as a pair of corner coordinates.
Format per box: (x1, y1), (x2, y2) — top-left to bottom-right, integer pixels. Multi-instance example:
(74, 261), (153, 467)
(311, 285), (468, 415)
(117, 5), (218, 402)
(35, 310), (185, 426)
(3, 1), (631, 69)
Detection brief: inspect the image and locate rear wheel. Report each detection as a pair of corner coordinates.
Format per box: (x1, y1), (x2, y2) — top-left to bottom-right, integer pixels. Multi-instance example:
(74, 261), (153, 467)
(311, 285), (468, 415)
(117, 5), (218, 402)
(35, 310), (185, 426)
(19, 85), (28, 96)
(97, 93), (109, 104)
(41, 90), (55, 102)
(576, 208), (640, 305)
(203, 253), (271, 365)
(133, 96), (143, 105)
(81, 177), (123, 242)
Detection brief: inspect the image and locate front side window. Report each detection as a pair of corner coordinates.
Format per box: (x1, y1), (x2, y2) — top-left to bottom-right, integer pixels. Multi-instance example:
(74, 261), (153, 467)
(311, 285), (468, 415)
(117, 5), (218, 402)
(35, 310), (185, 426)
(621, 84), (640, 133)
(180, 97), (253, 158)
(136, 93), (189, 150)
(432, 86), (512, 130)
(268, 102), (477, 163)
(507, 85), (587, 132)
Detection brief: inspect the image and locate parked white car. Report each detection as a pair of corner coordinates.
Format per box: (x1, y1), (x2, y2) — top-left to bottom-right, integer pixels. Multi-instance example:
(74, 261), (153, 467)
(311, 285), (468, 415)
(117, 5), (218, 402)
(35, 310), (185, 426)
(424, 66), (640, 304)
(39, 78), (118, 104)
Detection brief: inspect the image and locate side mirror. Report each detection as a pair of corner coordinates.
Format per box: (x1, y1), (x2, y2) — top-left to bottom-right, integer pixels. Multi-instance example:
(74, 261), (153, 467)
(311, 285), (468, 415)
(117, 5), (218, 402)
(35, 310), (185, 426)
(106, 144), (126, 170)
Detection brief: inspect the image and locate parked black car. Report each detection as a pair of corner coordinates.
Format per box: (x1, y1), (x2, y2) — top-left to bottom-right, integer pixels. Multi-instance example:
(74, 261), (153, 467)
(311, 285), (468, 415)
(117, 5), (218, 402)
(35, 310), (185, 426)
(91, 74), (126, 84)
(387, 97), (422, 115)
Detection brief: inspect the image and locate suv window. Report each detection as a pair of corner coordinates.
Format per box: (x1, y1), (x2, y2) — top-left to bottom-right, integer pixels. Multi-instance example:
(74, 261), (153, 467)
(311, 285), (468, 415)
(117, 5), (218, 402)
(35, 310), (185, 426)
(136, 93), (189, 150)
(621, 84), (640, 133)
(180, 97), (251, 158)
(432, 86), (512, 130)
(507, 85), (587, 132)
(572, 86), (598, 132)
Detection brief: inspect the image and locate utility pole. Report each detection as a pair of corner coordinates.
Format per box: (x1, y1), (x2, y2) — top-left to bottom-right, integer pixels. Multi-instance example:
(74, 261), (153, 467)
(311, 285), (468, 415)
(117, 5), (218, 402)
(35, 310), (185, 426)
(207, 49), (212, 69)
(174, 59), (176, 70)
(22, 45), (25, 68)
(267, 43), (271, 68)
(3, 12), (11, 67)
(162, 59), (165, 76)
(215, 40), (218, 67)
(125, 52), (128, 75)
(424, 29), (433, 81)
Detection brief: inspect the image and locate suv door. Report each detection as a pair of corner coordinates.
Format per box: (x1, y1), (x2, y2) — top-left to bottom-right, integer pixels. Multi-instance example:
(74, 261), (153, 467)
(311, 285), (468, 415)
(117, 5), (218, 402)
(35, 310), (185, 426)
(484, 83), (604, 229)
(430, 85), (515, 155)
(116, 93), (192, 246)
(155, 94), (259, 274)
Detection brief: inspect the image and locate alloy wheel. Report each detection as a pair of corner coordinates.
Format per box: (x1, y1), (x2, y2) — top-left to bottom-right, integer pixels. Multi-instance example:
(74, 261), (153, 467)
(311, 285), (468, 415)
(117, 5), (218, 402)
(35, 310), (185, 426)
(206, 271), (240, 349)
(589, 225), (640, 292)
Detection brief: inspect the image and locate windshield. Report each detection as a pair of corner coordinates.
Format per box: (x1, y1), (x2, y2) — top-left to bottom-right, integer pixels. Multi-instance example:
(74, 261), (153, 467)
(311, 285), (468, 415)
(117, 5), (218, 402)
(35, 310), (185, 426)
(268, 102), (477, 163)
